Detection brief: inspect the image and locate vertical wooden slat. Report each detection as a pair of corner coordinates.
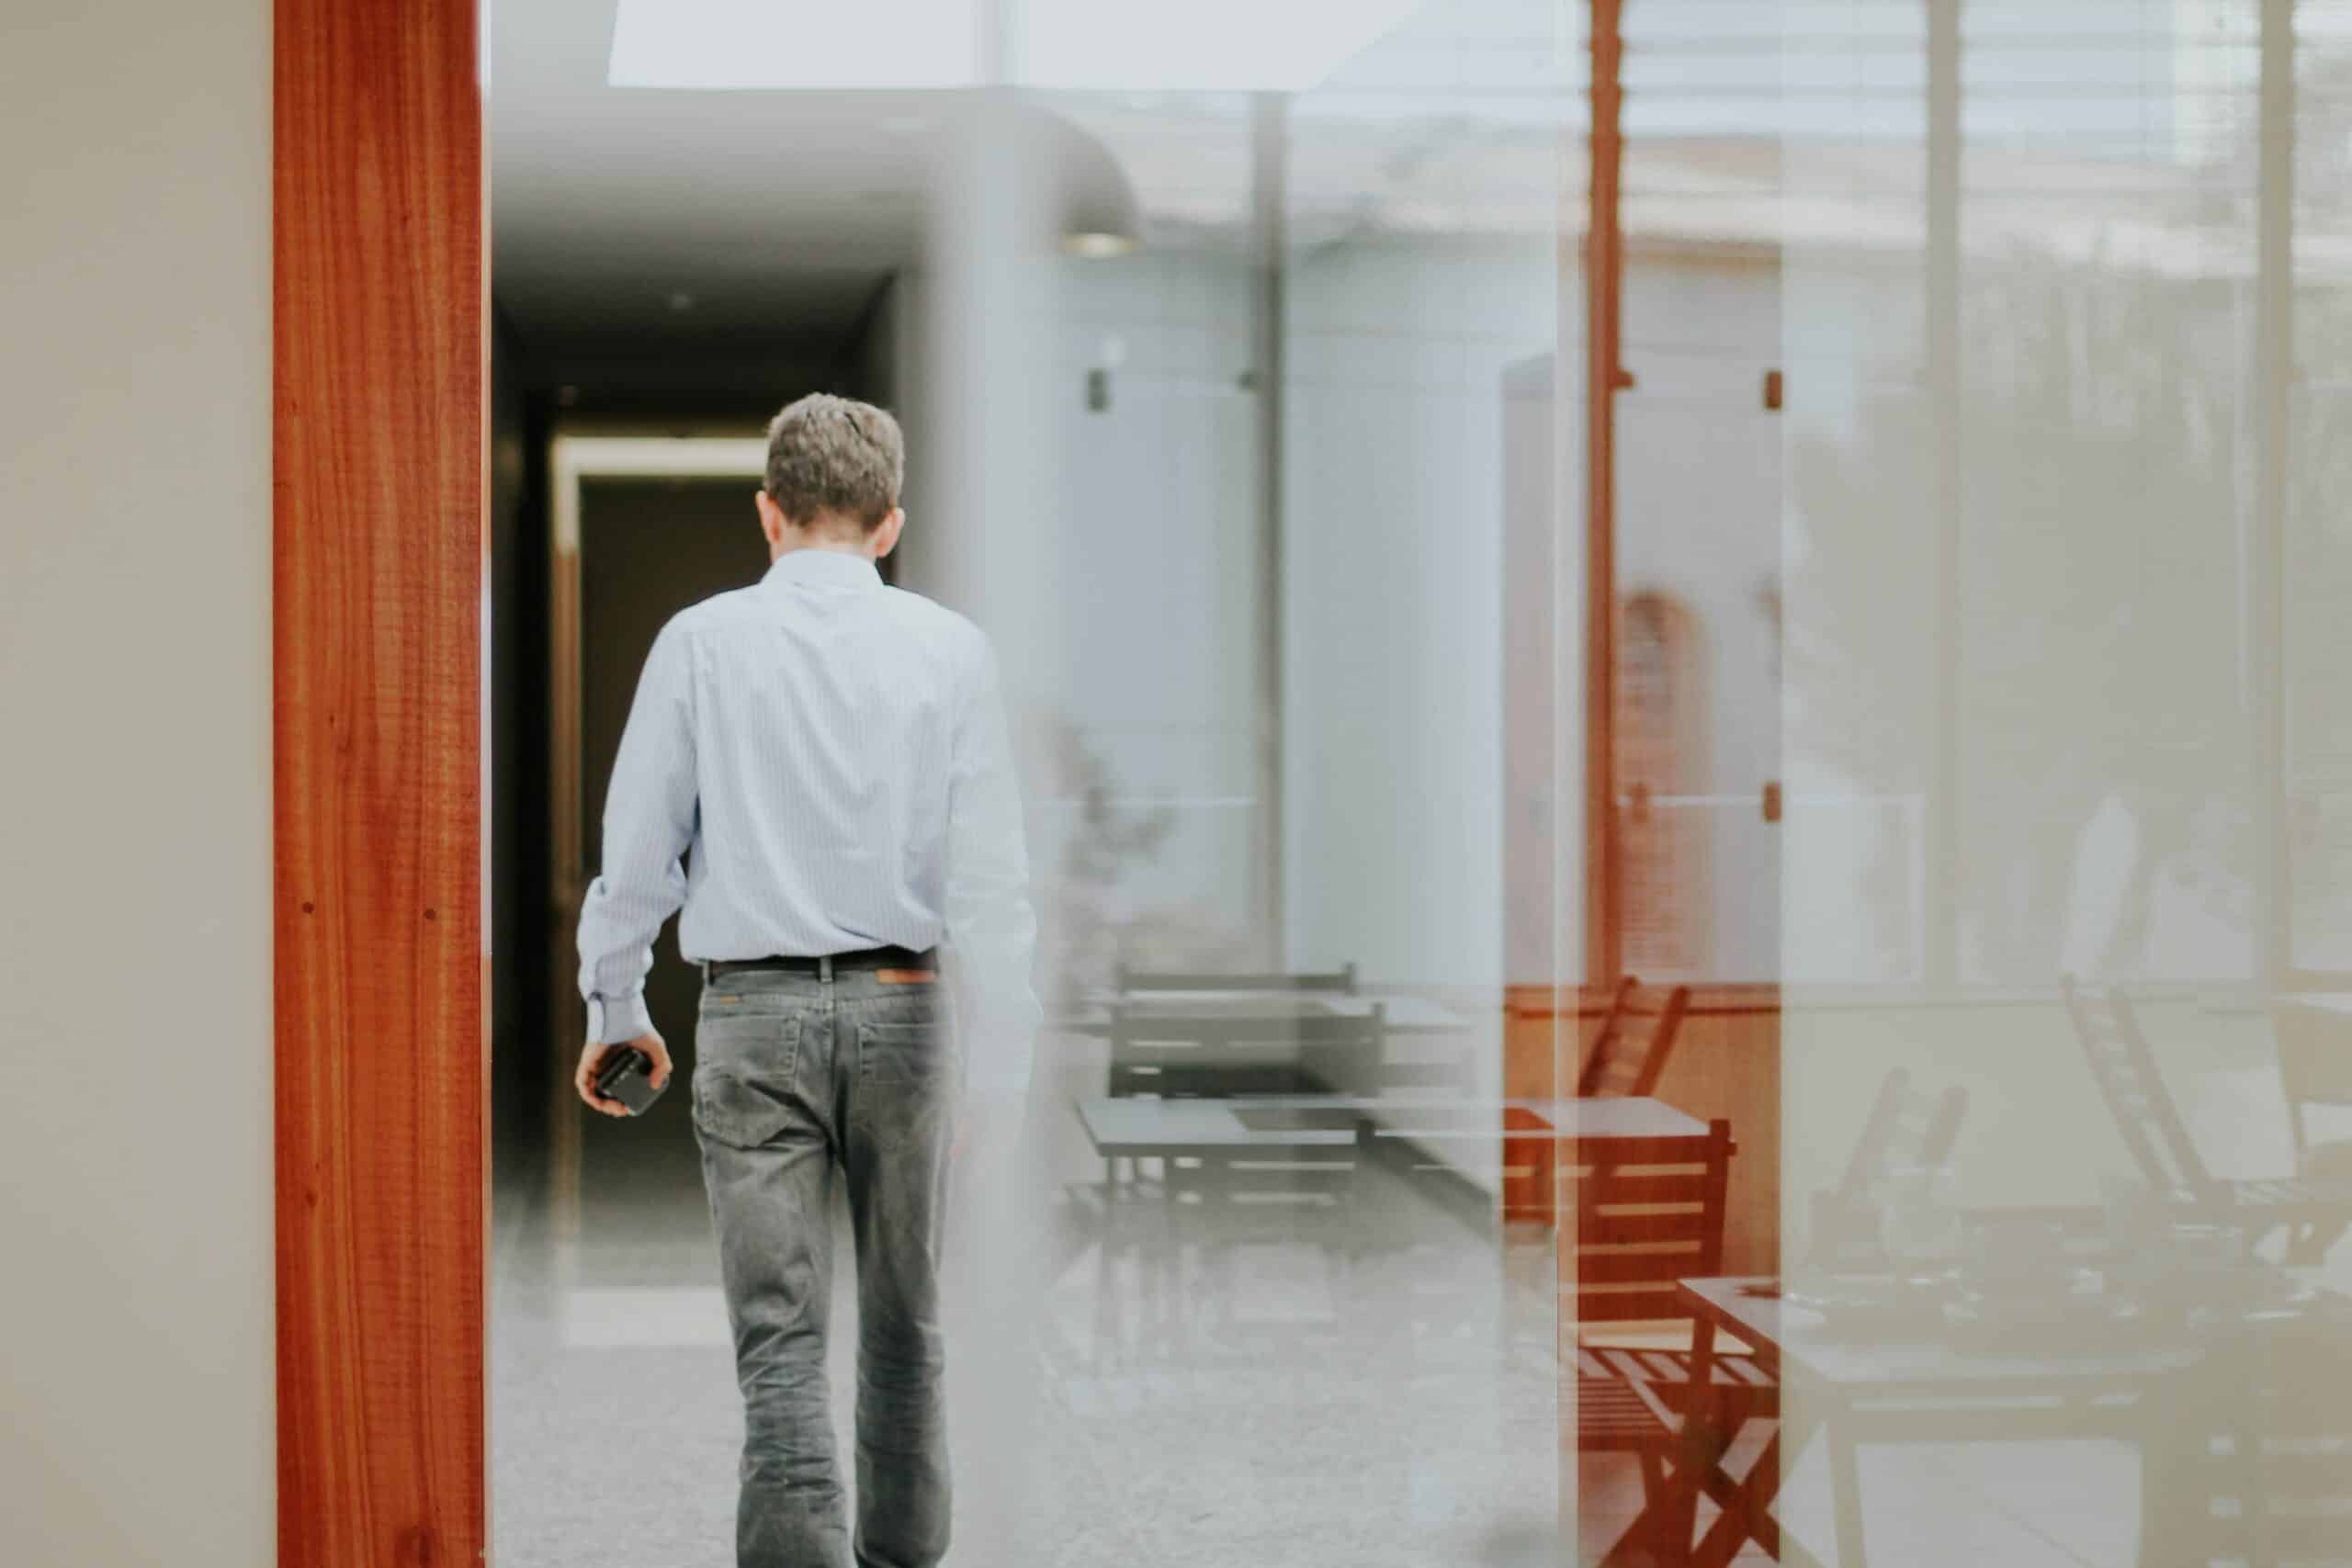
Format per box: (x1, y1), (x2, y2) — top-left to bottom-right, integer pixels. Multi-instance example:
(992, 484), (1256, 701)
(1583, 0), (1625, 990)
(1570, 3), (1625, 1530)
(548, 446), (585, 1242)
(275, 0), (484, 1562)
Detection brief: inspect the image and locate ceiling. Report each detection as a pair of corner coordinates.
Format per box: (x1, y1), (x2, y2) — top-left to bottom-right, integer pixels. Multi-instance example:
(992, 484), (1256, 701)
(488, 0), (1582, 394)
(492, 0), (957, 386)
(492, 0), (2293, 400)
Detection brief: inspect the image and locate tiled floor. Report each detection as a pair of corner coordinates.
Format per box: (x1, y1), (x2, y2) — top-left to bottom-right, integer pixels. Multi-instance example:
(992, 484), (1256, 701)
(493, 1032), (1579, 1567)
(490, 1141), (2164, 1567)
(492, 1011), (2352, 1567)
(493, 1151), (1566, 1563)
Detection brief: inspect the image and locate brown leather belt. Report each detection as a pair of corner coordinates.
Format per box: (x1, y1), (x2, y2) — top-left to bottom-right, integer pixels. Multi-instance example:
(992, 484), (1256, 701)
(706, 945), (937, 981)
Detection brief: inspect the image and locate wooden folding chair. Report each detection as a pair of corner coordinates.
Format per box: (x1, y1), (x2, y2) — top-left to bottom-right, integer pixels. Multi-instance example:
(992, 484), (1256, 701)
(2064, 976), (2352, 1263)
(1566, 1119), (1781, 1566)
(1579, 976), (1692, 1099)
(1808, 1066), (1969, 1268)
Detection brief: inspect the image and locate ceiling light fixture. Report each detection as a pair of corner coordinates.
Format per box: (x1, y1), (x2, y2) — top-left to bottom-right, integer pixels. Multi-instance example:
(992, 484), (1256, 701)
(1037, 109), (1144, 258)
(1062, 231), (1137, 259)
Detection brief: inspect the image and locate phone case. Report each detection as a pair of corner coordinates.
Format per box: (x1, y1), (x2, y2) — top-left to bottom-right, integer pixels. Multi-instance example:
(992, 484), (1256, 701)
(594, 1047), (666, 1116)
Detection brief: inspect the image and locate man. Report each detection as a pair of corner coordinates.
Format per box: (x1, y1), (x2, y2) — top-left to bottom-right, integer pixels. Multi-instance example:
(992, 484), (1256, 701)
(573, 392), (1039, 1568)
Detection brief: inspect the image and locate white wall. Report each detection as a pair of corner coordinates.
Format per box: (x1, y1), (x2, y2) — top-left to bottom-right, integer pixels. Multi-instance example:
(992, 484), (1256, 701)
(1048, 250), (1262, 962)
(0, 4), (275, 1563)
(897, 127), (1272, 988)
(1282, 233), (1556, 993)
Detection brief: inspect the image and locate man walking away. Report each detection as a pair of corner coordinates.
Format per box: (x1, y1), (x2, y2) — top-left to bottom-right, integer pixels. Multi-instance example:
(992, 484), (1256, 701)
(571, 392), (1040, 1568)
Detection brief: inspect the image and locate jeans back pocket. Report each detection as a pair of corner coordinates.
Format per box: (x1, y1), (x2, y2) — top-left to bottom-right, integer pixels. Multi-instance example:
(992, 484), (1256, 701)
(691, 1014), (801, 1149)
(856, 1007), (952, 1085)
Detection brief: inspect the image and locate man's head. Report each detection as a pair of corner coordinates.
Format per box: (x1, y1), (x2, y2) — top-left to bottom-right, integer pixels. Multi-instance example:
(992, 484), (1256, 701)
(755, 392), (907, 560)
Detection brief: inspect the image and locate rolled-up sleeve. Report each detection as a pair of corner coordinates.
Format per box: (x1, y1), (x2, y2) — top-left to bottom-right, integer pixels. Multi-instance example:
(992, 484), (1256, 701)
(576, 617), (698, 1045)
(944, 633), (1042, 1097)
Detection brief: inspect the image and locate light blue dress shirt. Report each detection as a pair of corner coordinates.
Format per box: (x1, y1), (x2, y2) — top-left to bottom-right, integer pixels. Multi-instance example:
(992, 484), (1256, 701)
(576, 548), (1041, 1093)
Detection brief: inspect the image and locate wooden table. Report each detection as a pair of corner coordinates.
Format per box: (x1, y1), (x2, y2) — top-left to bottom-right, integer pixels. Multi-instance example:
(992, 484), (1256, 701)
(1670, 1274), (2214, 1568)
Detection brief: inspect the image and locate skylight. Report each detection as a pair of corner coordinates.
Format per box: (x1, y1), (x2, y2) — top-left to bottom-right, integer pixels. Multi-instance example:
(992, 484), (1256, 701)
(607, 0), (981, 91)
(607, 0), (1424, 93)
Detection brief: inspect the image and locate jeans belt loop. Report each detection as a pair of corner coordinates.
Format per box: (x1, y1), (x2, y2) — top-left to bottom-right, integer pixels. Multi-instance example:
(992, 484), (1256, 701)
(819, 954), (834, 984)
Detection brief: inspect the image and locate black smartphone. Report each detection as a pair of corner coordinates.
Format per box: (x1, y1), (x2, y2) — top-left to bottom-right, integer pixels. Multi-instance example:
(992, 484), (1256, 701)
(592, 1045), (667, 1116)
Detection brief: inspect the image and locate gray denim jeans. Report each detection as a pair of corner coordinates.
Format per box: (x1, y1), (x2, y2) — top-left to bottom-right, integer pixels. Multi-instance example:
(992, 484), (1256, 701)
(691, 964), (959, 1568)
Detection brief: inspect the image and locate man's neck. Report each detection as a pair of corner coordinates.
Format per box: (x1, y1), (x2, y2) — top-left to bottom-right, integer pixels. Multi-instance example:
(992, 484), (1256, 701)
(770, 535), (877, 565)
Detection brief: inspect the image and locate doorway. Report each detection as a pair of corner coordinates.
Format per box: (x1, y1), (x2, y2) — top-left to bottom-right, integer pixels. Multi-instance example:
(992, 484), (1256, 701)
(497, 436), (775, 1557)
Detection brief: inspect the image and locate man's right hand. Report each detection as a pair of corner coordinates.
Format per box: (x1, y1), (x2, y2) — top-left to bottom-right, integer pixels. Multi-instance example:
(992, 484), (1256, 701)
(575, 1030), (673, 1118)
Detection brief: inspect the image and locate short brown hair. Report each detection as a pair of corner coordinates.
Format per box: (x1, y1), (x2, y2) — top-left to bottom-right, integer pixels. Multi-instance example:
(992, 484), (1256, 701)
(763, 393), (905, 531)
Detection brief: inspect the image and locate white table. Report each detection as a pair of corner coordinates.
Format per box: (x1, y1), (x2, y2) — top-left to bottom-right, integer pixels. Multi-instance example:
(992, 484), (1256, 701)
(1076, 1093), (1706, 1158)
(1069, 988), (1472, 1036)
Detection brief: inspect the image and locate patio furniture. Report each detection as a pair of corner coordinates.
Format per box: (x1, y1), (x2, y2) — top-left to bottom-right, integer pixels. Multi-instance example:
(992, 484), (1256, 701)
(1808, 1067), (1969, 1268)
(1114, 960), (1358, 994)
(1560, 1118), (1781, 1566)
(1069, 986), (1471, 1038)
(1670, 1271), (2203, 1568)
(2274, 999), (2352, 1190)
(2154, 1309), (2352, 1567)
(1072, 1095), (1376, 1355)
(1578, 976), (1692, 1099)
(1105, 1003), (1388, 1099)
(2064, 976), (2352, 1262)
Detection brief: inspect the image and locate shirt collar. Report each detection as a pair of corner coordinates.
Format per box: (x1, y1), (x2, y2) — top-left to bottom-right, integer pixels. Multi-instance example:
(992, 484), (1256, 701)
(763, 549), (884, 592)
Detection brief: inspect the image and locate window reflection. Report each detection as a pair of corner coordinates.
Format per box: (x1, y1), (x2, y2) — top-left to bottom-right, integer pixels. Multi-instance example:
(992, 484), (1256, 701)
(487, 1), (2352, 1564)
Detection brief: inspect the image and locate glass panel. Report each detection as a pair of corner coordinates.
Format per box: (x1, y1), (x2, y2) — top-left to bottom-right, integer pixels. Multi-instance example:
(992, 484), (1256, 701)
(2290, 2), (2352, 974)
(1283, 0), (1573, 998)
(492, 8), (2352, 1568)
(1281, 0), (1575, 1554)
(1773, 0), (1936, 987)
(1021, 93), (1269, 987)
(1618, 0), (1798, 983)
(1951, 0), (2259, 986)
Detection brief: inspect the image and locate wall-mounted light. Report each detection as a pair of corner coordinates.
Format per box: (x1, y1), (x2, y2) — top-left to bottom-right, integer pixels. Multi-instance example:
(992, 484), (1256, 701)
(1085, 334), (1125, 411)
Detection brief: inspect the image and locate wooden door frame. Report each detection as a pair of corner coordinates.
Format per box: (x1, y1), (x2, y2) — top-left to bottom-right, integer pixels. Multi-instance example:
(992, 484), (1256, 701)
(274, 0), (486, 1562)
(543, 437), (767, 1246)
(546, 435), (769, 1006)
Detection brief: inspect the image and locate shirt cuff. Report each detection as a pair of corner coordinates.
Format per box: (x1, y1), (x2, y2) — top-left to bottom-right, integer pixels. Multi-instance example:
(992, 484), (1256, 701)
(588, 991), (651, 1046)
